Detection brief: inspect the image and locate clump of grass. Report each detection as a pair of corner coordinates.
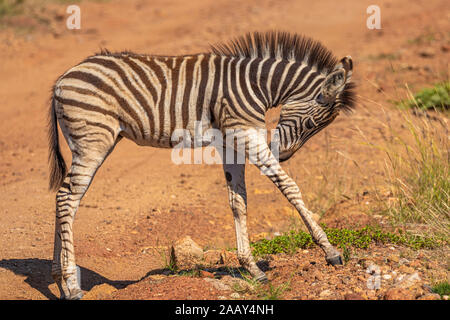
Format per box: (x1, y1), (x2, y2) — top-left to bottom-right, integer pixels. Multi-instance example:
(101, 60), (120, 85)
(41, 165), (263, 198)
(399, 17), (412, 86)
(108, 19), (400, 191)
(432, 281), (450, 297)
(397, 82), (450, 111)
(257, 281), (291, 300)
(251, 225), (441, 257)
(380, 105), (449, 240)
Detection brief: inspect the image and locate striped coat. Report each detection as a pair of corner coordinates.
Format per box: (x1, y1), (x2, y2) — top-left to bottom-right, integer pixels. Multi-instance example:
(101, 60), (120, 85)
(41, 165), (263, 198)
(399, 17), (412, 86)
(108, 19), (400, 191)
(48, 31), (355, 299)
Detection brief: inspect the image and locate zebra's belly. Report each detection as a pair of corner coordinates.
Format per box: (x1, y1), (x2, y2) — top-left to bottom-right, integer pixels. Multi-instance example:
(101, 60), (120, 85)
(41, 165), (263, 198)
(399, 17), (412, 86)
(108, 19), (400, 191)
(127, 119), (221, 149)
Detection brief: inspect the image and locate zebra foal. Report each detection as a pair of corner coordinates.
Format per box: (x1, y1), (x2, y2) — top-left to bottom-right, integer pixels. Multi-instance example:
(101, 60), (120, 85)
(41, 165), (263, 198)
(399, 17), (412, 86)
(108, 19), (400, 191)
(48, 31), (355, 299)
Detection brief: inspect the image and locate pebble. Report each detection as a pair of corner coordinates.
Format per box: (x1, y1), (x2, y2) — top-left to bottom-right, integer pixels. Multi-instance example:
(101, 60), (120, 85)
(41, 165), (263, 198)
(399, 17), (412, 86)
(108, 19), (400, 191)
(344, 293), (365, 300)
(387, 254), (400, 263)
(204, 278), (231, 291)
(199, 270), (214, 278)
(319, 289), (332, 297)
(384, 288), (416, 300)
(230, 292), (240, 299)
(398, 265), (415, 274)
(383, 274), (392, 280)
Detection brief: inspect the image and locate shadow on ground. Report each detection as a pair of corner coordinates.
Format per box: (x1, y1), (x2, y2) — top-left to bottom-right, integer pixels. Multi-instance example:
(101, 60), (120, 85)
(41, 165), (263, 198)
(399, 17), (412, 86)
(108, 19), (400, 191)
(0, 258), (272, 299)
(0, 259), (135, 300)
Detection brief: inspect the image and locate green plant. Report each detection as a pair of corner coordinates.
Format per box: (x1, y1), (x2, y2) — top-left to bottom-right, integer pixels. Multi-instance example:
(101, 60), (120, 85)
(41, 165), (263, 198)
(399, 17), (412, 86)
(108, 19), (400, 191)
(257, 281), (291, 300)
(342, 245), (351, 264)
(432, 281), (450, 297)
(380, 108), (449, 239)
(397, 82), (450, 111)
(155, 245), (179, 274)
(251, 225), (441, 257)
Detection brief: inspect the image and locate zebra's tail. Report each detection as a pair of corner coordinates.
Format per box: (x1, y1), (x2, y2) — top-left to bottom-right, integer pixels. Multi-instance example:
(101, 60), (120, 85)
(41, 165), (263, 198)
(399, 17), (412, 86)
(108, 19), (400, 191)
(48, 94), (67, 191)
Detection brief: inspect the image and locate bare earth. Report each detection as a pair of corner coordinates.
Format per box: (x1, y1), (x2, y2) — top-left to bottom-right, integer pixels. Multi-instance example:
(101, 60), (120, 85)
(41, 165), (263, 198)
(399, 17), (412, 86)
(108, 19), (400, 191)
(0, 0), (448, 300)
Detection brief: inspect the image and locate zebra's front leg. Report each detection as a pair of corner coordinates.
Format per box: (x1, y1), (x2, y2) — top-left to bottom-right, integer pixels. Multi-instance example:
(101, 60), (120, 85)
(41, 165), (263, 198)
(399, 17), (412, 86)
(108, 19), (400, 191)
(223, 162), (268, 282)
(250, 136), (343, 266)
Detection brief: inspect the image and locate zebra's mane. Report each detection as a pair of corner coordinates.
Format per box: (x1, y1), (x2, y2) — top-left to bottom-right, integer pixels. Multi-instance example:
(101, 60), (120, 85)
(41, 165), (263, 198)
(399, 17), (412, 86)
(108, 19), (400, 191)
(210, 31), (338, 73)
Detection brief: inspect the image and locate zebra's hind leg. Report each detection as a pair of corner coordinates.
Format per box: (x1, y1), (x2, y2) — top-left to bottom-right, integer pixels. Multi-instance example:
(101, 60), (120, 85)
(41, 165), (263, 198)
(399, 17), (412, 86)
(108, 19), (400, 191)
(52, 141), (119, 299)
(223, 162), (268, 283)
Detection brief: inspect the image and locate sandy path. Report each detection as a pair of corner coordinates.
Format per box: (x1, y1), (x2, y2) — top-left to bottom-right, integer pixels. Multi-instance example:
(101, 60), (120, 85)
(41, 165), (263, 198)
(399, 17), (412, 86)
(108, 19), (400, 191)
(0, 0), (448, 299)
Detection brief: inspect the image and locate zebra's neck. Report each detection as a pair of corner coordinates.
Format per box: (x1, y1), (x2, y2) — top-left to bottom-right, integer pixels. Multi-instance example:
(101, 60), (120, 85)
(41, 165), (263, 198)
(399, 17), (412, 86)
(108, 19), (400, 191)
(213, 56), (313, 129)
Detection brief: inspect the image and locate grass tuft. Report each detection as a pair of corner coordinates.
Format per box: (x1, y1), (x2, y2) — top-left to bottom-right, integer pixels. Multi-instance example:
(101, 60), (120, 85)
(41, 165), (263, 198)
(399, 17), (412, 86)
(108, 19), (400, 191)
(431, 281), (450, 297)
(397, 82), (450, 111)
(380, 102), (449, 240)
(251, 225), (442, 257)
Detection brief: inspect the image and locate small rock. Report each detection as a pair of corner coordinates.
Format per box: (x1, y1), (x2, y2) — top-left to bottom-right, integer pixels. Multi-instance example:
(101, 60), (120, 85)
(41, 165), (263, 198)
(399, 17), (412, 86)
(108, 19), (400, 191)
(230, 292), (240, 299)
(220, 250), (238, 265)
(387, 254), (400, 263)
(409, 260), (421, 268)
(384, 288), (416, 300)
(203, 250), (222, 265)
(398, 265), (415, 274)
(170, 236), (204, 269)
(319, 289), (332, 298)
(398, 258), (410, 266)
(83, 283), (116, 300)
(344, 293), (365, 300)
(199, 270), (215, 278)
(218, 296), (227, 300)
(204, 278), (231, 291)
(383, 274), (392, 280)
(417, 293), (441, 300)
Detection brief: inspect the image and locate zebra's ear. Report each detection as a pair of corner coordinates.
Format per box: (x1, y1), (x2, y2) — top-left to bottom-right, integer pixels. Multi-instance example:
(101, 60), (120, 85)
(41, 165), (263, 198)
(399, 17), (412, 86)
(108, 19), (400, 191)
(317, 56), (352, 104)
(334, 56), (353, 81)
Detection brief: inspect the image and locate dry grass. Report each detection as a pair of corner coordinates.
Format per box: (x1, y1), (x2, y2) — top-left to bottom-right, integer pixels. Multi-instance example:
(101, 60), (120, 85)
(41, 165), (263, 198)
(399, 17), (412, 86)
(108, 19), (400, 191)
(374, 87), (449, 240)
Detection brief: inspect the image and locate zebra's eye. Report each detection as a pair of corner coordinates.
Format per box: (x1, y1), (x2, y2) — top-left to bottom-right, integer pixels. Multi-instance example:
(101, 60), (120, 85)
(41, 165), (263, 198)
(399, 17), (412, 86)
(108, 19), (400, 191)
(316, 93), (328, 105)
(305, 118), (314, 129)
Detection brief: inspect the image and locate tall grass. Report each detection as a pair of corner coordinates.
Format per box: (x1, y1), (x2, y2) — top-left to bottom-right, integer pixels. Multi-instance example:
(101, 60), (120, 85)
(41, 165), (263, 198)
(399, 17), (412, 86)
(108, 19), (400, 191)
(381, 86), (449, 239)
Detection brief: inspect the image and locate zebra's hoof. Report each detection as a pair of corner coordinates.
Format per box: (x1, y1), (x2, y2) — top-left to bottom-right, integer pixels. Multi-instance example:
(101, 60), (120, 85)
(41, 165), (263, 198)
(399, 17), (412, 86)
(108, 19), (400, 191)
(326, 255), (343, 266)
(255, 274), (268, 283)
(68, 291), (84, 300)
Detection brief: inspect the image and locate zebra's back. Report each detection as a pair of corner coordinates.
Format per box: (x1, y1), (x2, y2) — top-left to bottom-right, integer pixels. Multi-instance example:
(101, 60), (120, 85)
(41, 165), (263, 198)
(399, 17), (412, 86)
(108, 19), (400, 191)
(53, 51), (224, 149)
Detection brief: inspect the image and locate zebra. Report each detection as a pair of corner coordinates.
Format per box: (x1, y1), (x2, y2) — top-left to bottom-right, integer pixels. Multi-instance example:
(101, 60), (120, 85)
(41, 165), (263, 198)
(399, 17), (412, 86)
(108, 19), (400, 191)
(48, 31), (355, 299)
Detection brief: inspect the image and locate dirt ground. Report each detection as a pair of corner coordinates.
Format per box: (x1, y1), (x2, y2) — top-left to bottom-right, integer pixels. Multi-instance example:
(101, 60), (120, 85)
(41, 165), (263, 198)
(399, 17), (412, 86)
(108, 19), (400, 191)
(0, 0), (448, 300)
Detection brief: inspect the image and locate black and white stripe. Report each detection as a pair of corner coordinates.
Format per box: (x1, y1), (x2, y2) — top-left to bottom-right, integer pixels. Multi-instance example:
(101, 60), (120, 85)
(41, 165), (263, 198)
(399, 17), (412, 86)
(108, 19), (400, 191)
(48, 31), (355, 299)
